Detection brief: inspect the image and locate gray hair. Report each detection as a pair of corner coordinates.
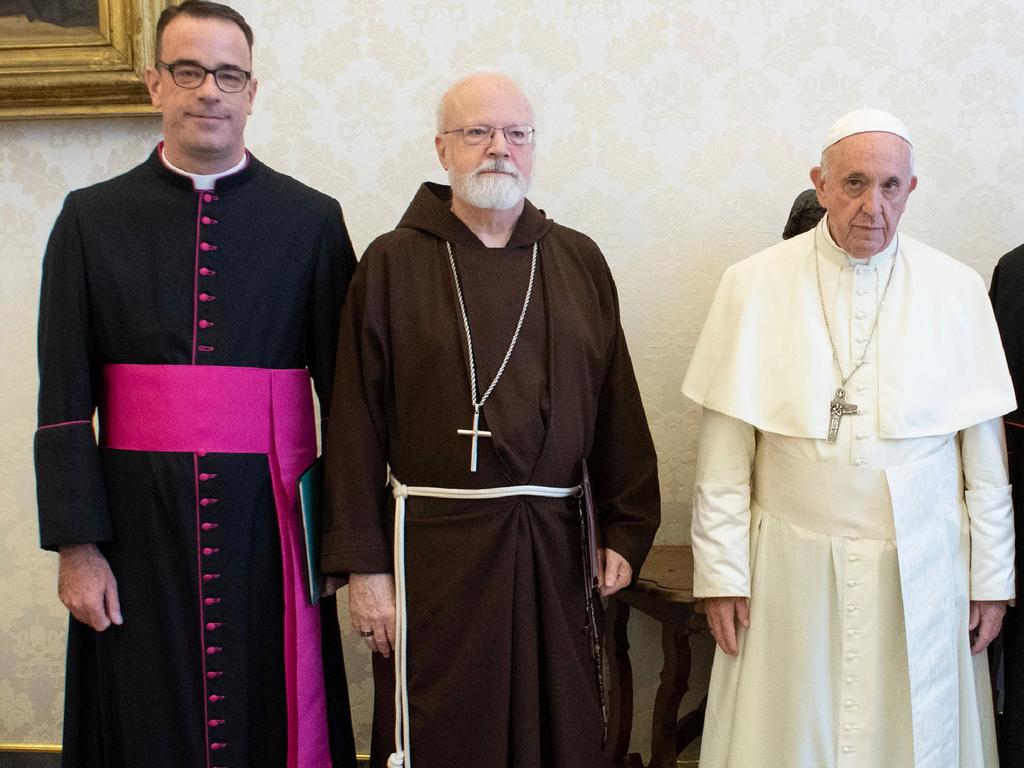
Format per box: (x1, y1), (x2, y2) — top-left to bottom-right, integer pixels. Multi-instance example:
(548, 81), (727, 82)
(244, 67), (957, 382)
(818, 135), (915, 179)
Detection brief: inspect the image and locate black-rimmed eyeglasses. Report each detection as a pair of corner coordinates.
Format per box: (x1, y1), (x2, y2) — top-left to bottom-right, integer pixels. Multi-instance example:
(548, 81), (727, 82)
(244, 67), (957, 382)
(158, 60), (252, 93)
(441, 125), (535, 146)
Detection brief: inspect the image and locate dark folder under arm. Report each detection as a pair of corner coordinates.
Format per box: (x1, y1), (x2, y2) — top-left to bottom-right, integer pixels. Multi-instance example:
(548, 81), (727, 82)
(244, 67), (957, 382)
(297, 456), (323, 606)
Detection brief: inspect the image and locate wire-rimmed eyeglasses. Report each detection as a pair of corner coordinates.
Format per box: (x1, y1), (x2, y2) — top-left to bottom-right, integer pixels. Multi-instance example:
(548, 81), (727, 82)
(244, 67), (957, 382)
(157, 60), (252, 93)
(441, 125), (535, 146)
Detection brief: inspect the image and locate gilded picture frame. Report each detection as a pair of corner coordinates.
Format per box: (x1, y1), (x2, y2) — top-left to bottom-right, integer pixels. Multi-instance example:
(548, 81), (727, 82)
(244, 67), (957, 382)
(0, 0), (170, 120)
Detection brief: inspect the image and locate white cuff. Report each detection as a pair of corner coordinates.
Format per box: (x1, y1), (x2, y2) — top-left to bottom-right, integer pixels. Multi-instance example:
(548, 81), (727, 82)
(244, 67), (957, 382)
(691, 481), (751, 597)
(966, 484), (1016, 600)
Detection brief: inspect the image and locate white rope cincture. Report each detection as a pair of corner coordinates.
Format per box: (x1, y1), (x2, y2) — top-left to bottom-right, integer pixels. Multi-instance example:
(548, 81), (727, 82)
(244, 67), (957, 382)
(386, 475), (581, 768)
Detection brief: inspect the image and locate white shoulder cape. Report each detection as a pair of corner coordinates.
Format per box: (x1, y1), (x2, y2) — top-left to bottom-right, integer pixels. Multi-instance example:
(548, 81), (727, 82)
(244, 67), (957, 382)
(682, 228), (1015, 439)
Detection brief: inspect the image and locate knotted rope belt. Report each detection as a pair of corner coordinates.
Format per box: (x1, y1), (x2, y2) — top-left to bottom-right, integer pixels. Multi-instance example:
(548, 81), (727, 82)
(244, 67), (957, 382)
(386, 475), (582, 768)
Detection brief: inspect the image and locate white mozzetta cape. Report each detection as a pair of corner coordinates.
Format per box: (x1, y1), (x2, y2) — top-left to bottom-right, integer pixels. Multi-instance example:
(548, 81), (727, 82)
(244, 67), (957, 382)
(682, 226), (1015, 438)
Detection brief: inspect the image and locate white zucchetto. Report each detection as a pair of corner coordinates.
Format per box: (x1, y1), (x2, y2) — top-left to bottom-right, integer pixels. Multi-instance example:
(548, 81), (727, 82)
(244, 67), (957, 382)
(823, 108), (913, 153)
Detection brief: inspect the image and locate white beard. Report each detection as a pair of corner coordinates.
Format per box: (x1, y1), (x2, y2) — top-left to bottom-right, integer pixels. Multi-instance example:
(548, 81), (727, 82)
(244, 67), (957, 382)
(449, 159), (530, 210)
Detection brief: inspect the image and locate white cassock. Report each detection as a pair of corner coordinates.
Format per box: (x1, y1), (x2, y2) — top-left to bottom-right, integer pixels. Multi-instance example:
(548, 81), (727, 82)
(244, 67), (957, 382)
(682, 216), (1016, 768)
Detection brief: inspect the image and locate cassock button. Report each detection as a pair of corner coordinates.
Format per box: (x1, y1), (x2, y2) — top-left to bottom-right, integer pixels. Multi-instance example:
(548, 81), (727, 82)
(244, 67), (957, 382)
(844, 724), (854, 731)
(201, 522), (219, 531)
(197, 449), (207, 457)
(201, 216), (215, 225)
(204, 597), (221, 605)
(846, 579), (859, 587)
(206, 670), (224, 679)
(855, 311), (866, 320)
(848, 555), (862, 563)
(206, 622), (222, 630)
(209, 694), (225, 702)
(209, 719), (225, 727)
(203, 193), (214, 203)
(856, 288), (867, 296)
(845, 675), (855, 683)
(845, 653), (857, 661)
(842, 746), (855, 754)
(206, 646), (222, 655)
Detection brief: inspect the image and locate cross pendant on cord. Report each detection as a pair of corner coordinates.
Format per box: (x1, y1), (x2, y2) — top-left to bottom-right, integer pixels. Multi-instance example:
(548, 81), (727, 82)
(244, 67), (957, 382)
(457, 409), (492, 472)
(827, 388), (860, 444)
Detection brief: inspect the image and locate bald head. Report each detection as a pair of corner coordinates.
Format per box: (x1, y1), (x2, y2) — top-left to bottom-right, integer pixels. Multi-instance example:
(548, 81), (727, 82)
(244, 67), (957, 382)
(436, 72), (534, 134)
(435, 72), (536, 215)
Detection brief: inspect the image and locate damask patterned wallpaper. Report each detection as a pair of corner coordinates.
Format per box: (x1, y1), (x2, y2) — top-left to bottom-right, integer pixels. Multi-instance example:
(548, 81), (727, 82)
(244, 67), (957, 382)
(2, 0), (1023, 757)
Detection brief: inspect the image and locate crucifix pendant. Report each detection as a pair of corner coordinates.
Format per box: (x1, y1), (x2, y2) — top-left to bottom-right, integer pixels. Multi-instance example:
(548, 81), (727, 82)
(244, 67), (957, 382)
(457, 409), (492, 472)
(827, 388), (860, 444)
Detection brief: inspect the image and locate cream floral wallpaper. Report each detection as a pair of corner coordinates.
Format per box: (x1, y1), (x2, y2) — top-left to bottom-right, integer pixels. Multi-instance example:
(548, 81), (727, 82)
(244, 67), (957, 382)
(2, 0), (1023, 758)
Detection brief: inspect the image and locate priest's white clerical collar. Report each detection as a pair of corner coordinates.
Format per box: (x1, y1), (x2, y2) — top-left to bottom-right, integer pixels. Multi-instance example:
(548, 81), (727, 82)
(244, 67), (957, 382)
(816, 214), (898, 268)
(160, 147), (248, 190)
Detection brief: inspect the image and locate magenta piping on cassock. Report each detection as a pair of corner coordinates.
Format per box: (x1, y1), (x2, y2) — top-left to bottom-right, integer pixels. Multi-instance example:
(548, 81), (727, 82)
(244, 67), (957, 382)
(99, 363), (330, 768)
(37, 419), (91, 431)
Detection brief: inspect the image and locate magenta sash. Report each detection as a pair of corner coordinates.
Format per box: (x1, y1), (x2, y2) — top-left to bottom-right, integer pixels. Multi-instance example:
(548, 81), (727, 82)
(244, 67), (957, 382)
(100, 363), (330, 768)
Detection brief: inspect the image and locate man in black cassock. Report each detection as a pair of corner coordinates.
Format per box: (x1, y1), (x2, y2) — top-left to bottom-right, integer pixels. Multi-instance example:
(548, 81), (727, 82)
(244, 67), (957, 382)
(990, 242), (1024, 767)
(34, 3), (356, 766)
(322, 72), (661, 768)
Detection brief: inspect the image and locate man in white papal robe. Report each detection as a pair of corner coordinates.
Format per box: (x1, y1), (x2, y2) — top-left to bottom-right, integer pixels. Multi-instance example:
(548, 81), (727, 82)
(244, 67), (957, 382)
(683, 109), (1016, 768)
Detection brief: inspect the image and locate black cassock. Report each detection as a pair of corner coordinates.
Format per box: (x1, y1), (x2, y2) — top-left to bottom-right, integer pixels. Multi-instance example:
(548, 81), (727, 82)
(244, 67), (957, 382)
(990, 243), (1024, 768)
(35, 148), (357, 768)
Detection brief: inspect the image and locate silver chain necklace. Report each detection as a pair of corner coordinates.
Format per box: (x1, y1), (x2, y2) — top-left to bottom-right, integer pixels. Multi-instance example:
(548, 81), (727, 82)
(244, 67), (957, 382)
(814, 232), (898, 443)
(447, 240), (538, 471)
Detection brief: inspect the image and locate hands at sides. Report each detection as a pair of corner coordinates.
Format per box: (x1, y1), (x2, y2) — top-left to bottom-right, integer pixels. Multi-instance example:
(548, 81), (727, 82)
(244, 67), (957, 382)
(598, 547), (633, 597)
(702, 597), (1002, 656)
(349, 573), (397, 657)
(969, 599), (1007, 654)
(58, 543), (122, 631)
(704, 596), (750, 656)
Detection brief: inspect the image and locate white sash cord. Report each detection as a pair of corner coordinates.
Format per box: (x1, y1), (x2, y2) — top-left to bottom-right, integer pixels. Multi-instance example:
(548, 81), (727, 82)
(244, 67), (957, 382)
(386, 475), (581, 768)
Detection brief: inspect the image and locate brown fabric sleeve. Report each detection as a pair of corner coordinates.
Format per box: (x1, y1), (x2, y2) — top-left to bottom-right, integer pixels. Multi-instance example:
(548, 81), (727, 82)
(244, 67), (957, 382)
(587, 262), (661, 575)
(321, 244), (393, 575)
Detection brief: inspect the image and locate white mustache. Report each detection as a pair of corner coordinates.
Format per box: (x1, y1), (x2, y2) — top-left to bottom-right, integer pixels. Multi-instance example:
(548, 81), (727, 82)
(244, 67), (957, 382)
(472, 159), (522, 181)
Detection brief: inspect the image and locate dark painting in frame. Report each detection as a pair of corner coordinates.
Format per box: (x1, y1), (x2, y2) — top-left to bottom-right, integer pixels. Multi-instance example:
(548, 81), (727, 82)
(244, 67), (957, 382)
(0, 0), (169, 119)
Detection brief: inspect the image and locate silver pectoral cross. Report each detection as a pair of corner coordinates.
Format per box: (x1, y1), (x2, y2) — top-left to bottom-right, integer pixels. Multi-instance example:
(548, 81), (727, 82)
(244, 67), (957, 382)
(827, 388), (860, 444)
(457, 409), (492, 472)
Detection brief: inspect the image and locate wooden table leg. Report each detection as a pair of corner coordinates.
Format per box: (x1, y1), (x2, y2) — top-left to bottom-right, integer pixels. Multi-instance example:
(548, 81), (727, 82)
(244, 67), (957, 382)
(602, 597), (643, 768)
(648, 624), (692, 768)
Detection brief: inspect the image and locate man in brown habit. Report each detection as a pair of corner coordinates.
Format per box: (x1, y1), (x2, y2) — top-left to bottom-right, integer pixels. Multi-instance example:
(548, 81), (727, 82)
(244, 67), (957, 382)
(322, 71), (660, 768)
